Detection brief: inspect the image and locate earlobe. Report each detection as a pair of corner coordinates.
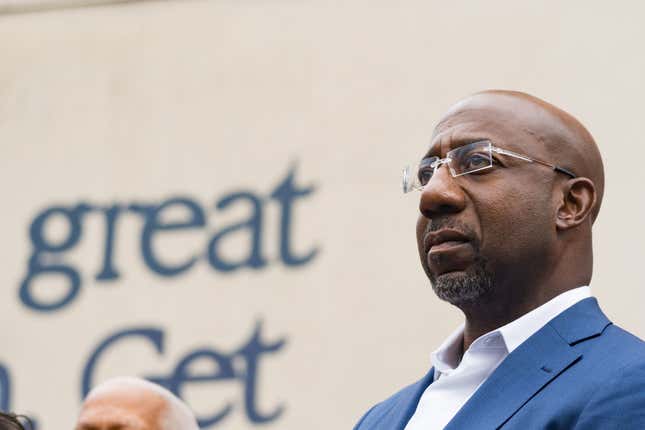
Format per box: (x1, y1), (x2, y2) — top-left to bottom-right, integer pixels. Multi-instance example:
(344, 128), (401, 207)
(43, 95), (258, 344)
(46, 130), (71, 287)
(555, 178), (597, 230)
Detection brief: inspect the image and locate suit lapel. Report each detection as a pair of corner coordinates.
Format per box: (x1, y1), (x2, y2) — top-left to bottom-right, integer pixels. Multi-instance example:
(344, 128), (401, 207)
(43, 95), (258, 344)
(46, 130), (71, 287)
(445, 323), (580, 429)
(377, 368), (435, 429)
(445, 298), (610, 430)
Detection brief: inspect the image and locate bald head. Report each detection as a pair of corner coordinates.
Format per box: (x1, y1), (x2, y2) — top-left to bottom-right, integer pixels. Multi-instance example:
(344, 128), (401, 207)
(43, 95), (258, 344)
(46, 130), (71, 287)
(437, 90), (604, 221)
(416, 89), (603, 311)
(76, 378), (199, 430)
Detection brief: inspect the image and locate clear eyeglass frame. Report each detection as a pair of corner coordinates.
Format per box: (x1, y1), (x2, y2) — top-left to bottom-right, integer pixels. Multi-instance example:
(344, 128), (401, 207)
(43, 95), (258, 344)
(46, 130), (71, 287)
(402, 140), (576, 193)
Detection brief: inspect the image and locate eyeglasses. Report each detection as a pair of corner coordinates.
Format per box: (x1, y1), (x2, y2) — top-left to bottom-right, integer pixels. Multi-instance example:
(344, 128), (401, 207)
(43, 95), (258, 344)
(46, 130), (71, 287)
(402, 140), (576, 193)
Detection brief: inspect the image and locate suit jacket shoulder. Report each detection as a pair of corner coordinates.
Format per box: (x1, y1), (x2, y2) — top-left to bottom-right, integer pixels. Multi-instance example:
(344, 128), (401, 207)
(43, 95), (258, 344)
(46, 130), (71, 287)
(353, 298), (645, 430)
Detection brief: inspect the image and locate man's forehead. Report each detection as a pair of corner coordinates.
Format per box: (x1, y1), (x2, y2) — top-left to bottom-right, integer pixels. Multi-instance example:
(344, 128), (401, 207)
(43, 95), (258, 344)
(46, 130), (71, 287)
(76, 404), (147, 429)
(78, 389), (167, 429)
(439, 90), (551, 123)
(425, 123), (526, 158)
(89, 386), (165, 407)
(425, 96), (550, 157)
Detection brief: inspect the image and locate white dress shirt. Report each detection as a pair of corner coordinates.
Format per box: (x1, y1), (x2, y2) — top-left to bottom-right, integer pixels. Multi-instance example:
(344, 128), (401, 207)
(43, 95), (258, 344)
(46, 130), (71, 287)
(404, 286), (592, 430)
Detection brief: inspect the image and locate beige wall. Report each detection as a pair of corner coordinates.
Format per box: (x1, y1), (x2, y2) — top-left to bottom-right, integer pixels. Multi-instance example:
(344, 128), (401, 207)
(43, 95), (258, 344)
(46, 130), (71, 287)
(1, 1), (643, 428)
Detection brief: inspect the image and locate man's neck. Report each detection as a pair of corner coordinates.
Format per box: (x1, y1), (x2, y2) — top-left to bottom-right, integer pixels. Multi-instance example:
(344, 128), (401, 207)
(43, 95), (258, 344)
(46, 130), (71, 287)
(458, 289), (558, 352)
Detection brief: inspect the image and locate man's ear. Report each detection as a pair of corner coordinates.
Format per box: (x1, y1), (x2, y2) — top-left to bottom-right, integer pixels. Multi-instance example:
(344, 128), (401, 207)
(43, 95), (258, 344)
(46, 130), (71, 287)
(555, 178), (597, 230)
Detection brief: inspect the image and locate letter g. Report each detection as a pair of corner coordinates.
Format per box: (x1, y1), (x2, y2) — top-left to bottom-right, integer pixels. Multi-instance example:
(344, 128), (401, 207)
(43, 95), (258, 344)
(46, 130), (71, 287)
(19, 204), (90, 312)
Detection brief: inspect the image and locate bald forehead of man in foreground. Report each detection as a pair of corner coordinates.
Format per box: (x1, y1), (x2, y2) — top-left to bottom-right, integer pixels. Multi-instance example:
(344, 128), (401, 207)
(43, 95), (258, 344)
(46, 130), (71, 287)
(76, 377), (199, 430)
(354, 91), (645, 430)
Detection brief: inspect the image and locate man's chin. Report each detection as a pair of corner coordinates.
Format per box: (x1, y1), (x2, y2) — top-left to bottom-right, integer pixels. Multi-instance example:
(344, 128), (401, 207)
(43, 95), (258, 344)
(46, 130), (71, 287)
(430, 267), (494, 306)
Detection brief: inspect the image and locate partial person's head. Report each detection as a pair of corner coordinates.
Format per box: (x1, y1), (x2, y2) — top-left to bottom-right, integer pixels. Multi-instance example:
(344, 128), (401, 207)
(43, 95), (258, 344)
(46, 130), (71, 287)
(0, 413), (27, 430)
(75, 377), (199, 430)
(410, 90), (603, 313)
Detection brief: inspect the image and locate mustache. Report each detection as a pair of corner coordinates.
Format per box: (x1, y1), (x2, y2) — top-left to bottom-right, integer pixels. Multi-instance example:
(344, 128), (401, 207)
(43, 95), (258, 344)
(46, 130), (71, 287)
(429, 218), (474, 235)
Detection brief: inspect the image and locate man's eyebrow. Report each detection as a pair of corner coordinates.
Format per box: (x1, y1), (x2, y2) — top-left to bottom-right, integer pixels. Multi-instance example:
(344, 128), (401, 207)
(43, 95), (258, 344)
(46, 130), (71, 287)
(77, 423), (126, 430)
(423, 136), (490, 158)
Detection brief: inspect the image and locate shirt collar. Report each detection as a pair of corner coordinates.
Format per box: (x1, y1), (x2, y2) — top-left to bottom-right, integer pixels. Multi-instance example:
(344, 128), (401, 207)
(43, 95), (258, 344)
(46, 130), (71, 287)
(431, 286), (592, 376)
(431, 323), (465, 376)
(498, 286), (592, 352)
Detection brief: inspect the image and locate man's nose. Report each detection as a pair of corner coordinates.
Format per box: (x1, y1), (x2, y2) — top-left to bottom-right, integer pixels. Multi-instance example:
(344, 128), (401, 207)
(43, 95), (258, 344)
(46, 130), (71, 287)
(418, 163), (466, 219)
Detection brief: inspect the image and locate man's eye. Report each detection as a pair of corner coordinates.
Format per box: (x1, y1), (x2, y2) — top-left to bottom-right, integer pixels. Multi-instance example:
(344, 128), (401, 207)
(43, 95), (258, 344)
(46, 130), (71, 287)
(418, 167), (433, 185)
(462, 153), (490, 172)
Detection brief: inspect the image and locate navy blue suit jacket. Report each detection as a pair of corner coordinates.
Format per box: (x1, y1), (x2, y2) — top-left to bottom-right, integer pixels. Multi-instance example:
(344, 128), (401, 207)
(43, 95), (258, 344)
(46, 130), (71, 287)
(354, 298), (645, 429)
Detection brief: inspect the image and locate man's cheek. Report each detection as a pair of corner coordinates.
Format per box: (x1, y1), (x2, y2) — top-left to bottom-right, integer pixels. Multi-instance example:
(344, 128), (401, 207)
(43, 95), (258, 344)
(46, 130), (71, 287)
(416, 217), (428, 246)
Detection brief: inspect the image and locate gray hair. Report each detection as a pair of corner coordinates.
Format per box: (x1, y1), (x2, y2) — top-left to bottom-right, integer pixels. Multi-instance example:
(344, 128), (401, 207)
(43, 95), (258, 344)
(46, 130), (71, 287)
(84, 377), (199, 430)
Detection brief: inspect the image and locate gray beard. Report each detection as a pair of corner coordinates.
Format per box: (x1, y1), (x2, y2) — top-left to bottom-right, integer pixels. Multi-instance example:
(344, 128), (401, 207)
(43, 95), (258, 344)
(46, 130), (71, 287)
(429, 256), (494, 305)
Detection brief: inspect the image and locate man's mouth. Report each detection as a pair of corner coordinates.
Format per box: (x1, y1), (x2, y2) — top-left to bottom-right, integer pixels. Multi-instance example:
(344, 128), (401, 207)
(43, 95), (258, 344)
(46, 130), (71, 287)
(424, 229), (475, 274)
(424, 229), (471, 253)
(429, 240), (470, 253)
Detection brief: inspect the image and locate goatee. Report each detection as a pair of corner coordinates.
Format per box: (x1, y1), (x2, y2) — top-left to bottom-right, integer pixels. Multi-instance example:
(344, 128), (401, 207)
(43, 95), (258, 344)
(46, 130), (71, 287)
(429, 255), (494, 305)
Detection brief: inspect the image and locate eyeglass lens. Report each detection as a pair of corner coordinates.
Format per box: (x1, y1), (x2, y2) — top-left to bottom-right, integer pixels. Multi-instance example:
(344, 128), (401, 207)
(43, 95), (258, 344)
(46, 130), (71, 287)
(448, 141), (493, 178)
(424, 141), (492, 182)
(402, 140), (495, 193)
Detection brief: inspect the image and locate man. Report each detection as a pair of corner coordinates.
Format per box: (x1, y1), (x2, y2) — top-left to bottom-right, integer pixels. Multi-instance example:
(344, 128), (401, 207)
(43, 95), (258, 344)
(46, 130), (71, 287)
(75, 377), (199, 430)
(354, 90), (645, 429)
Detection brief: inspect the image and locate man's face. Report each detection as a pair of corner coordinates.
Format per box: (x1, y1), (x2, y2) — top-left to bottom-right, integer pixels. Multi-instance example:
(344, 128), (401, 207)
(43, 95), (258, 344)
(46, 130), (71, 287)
(416, 97), (558, 306)
(75, 387), (166, 430)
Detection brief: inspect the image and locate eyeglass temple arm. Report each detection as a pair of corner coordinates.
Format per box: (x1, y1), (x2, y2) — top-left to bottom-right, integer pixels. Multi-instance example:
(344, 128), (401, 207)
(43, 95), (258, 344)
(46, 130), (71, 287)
(492, 147), (576, 178)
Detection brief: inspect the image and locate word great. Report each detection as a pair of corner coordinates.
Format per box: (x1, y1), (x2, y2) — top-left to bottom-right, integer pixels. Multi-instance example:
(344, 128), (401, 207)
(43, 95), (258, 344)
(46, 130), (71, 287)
(82, 321), (285, 428)
(19, 166), (318, 312)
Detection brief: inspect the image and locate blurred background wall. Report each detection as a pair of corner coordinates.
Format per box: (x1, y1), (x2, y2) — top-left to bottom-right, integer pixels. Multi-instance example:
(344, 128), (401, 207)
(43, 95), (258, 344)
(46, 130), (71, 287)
(1, 0), (644, 428)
